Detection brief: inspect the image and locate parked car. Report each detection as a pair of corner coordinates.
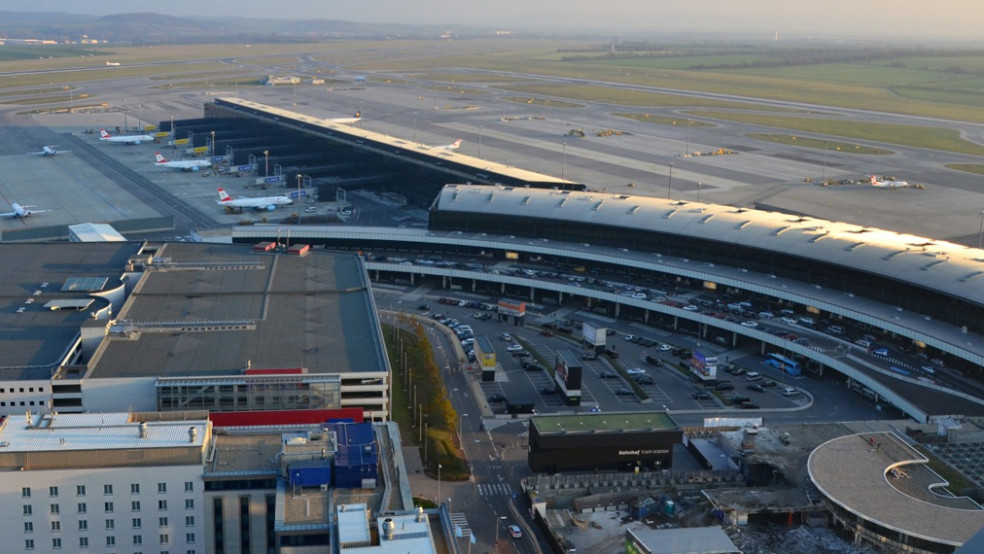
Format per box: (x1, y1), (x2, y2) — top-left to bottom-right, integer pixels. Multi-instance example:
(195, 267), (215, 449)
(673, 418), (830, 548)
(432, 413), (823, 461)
(692, 391), (712, 400)
(747, 383), (765, 392)
(740, 402), (761, 409)
(500, 332), (513, 341)
(635, 375), (655, 385)
(599, 370), (618, 379)
(615, 387), (635, 396)
(506, 344), (524, 352)
(715, 381), (735, 391)
(761, 380), (778, 388)
(626, 367), (646, 375)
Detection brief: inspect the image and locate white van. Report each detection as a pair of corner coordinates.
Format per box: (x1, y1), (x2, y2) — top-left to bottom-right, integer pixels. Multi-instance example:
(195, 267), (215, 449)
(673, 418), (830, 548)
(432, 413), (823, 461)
(744, 371), (762, 381)
(782, 387), (799, 397)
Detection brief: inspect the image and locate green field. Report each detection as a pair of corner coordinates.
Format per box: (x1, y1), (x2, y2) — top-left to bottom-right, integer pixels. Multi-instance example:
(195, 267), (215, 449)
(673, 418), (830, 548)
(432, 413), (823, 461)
(692, 111), (984, 156)
(502, 96), (583, 108)
(946, 164), (984, 176)
(614, 112), (717, 127)
(747, 134), (893, 155)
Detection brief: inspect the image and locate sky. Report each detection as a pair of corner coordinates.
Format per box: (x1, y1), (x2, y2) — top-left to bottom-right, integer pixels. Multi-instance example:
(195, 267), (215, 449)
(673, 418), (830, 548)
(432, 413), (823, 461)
(6, 0), (984, 41)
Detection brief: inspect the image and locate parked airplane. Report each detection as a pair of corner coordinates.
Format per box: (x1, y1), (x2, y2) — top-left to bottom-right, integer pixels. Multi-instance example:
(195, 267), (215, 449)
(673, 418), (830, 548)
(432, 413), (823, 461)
(99, 128), (154, 145)
(105, 61), (120, 66)
(326, 111), (361, 124)
(29, 146), (68, 157)
(217, 188), (292, 212)
(1, 203), (51, 218)
(155, 152), (210, 171)
(438, 139), (463, 151)
(870, 175), (910, 188)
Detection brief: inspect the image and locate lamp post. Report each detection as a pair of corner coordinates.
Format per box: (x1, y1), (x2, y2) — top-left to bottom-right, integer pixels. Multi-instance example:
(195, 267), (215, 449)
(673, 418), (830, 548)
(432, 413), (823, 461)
(562, 142), (567, 180)
(667, 162), (674, 199)
(820, 140), (830, 185)
(423, 421), (429, 463)
(697, 180), (703, 203)
(978, 210), (984, 249)
(210, 130), (216, 158)
(684, 118), (692, 157)
(263, 150), (269, 178)
(296, 173), (303, 222)
(493, 516), (507, 553)
(437, 463), (442, 505)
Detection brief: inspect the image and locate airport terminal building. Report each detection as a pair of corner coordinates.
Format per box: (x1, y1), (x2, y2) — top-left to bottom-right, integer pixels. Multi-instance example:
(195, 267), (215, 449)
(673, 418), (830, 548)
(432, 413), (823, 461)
(0, 242), (391, 420)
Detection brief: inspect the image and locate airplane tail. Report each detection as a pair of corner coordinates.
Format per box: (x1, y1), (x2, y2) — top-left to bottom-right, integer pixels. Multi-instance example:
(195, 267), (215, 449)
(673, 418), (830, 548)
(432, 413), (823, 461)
(354, 110), (361, 119)
(870, 175), (878, 185)
(155, 152), (168, 163)
(99, 129), (111, 139)
(452, 139), (462, 149)
(217, 188), (232, 202)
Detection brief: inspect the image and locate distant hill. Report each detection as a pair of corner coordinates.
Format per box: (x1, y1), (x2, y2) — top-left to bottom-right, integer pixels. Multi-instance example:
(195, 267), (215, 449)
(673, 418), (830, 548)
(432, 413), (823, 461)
(0, 11), (478, 44)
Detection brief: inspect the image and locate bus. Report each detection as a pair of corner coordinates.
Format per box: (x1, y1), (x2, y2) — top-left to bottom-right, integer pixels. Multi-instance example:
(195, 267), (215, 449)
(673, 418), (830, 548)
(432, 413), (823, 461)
(764, 353), (802, 376)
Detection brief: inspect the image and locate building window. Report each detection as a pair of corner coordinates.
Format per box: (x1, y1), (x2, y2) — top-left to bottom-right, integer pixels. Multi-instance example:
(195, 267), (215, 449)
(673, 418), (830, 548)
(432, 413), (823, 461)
(158, 483), (167, 494)
(52, 537), (62, 549)
(106, 536), (116, 547)
(25, 539), (34, 550)
(185, 533), (195, 544)
(76, 485), (86, 497)
(105, 502), (114, 513)
(23, 522), (33, 533)
(104, 484), (113, 495)
(79, 537), (89, 549)
(106, 519), (115, 530)
(159, 533), (169, 545)
(184, 499), (194, 510)
(131, 483), (140, 495)
(50, 504), (60, 515)
(132, 500), (141, 512)
(184, 482), (194, 493)
(158, 500), (168, 511)
(49, 486), (58, 497)
(132, 518), (142, 529)
(78, 520), (88, 531)
(134, 535), (143, 545)
(184, 516), (194, 527)
(22, 487), (31, 498)
(159, 517), (168, 528)
(51, 521), (60, 532)
(23, 505), (32, 516)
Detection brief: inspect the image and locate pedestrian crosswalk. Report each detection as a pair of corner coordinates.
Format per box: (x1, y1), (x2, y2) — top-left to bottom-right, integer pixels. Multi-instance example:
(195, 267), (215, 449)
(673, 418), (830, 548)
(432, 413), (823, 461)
(478, 482), (512, 496)
(449, 513), (472, 538)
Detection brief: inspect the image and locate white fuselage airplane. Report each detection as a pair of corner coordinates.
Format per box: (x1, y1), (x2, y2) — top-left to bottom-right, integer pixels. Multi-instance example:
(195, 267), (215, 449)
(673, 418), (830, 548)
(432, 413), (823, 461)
(326, 111), (361, 124)
(217, 188), (292, 212)
(99, 128), (154, 145)
(30, 146), (68, 157)
(1, 203), (50, 218)
(155, 152), (210, 171)
(870, 175), (910, 188)
(438, 139), (463, 150)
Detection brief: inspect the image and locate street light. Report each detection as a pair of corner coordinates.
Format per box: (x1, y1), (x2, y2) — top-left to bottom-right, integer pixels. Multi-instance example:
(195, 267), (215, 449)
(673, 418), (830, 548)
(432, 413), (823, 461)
(979, 210), (984, 249)
(493, 516), (507, 552)
(263, 150), (269, 178)
(667, 162), (674, 199)
(296, 173), (303, 222)
(437, 463), (442, 505)
(562, 142), (567, 180)
(210, 130), (216, 158)
(697, 180), (703, 203)
(413, 112), (418, 143)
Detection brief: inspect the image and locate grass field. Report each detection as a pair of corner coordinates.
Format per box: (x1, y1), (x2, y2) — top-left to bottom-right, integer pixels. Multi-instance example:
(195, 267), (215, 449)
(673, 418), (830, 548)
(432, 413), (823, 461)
(0, 94), (92, 106)
(746, 134), (893, 155)
(614, 112), (717, 127)
(0, 62), (229, 89)
(497, 82), (791, 110)
(502, 96), (583, 108)
(946, 164), (984, 176)
(692, 111), (984, 156)
(425, 85), (490, 95)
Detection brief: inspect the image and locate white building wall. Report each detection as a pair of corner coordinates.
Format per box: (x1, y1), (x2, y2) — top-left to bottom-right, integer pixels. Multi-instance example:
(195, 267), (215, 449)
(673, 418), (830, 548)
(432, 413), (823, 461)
(204, 490), (275, 554)
(0, 378), (52, 416)
(0, 464), (205, 554)
(81, 376), (158, 412)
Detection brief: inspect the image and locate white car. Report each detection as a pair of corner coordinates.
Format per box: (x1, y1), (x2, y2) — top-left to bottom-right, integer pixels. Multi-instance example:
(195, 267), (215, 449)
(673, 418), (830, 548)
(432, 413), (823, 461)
(500, 333), (513, 342)
(658, 344), (672, 352)
(626, 367), (646, 375)
(683, 305), (699, 311)
(740, 321), (758, 328)
(506, 344), (524, 352)
(508, 524), (522, 539)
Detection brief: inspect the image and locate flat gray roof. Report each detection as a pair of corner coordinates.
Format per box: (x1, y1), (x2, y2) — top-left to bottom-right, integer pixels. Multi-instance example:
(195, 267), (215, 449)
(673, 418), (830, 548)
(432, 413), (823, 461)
(88, 242), (387, 379)
(0, 242), (143, 380)
(809, 432), (984, 546)
(628, 526), (739, 554)
(432, 185), (984, 309)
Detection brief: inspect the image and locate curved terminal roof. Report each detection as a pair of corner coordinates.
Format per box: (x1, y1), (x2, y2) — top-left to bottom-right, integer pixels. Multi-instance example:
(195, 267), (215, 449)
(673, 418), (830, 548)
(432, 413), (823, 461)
(809, 432), (984, 546)
(432, 185), (984, 308)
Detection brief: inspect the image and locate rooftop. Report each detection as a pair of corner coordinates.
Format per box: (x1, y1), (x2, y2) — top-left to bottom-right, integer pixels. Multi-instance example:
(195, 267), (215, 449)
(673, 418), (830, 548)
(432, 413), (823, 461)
(809, 431), (984, 546)
(86, 242), (387, 379)
(533, 411), (678, 435)
(0, 412), (208, 464)
(627, 526), (739, 554)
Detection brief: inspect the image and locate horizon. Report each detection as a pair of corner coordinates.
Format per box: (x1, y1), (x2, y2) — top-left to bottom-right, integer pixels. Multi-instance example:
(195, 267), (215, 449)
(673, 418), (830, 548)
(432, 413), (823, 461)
(4, 1), (984, 42)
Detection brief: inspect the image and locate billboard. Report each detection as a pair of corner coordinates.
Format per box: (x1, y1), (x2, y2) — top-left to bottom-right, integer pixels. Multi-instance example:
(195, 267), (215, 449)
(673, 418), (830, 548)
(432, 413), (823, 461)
(554, 350), (583, 393)
(581, 322), (606, 347)
(498, 299), (526, 317)
(690, 349), (718, 379)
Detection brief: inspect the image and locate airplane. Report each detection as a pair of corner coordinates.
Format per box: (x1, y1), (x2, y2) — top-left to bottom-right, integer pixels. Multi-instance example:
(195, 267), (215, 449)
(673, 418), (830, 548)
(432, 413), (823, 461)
(29, 146), (69, 157)
(438, 139), (463, 151)
(154, 152), (210, 171)
(1, 203), (51, 218)
(216, 188), (292, 212)
(870, 175), (910, 188)
(326, 111), (361, 124)
(105, 61), (120, 66)
(99, 128), (155, 145)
